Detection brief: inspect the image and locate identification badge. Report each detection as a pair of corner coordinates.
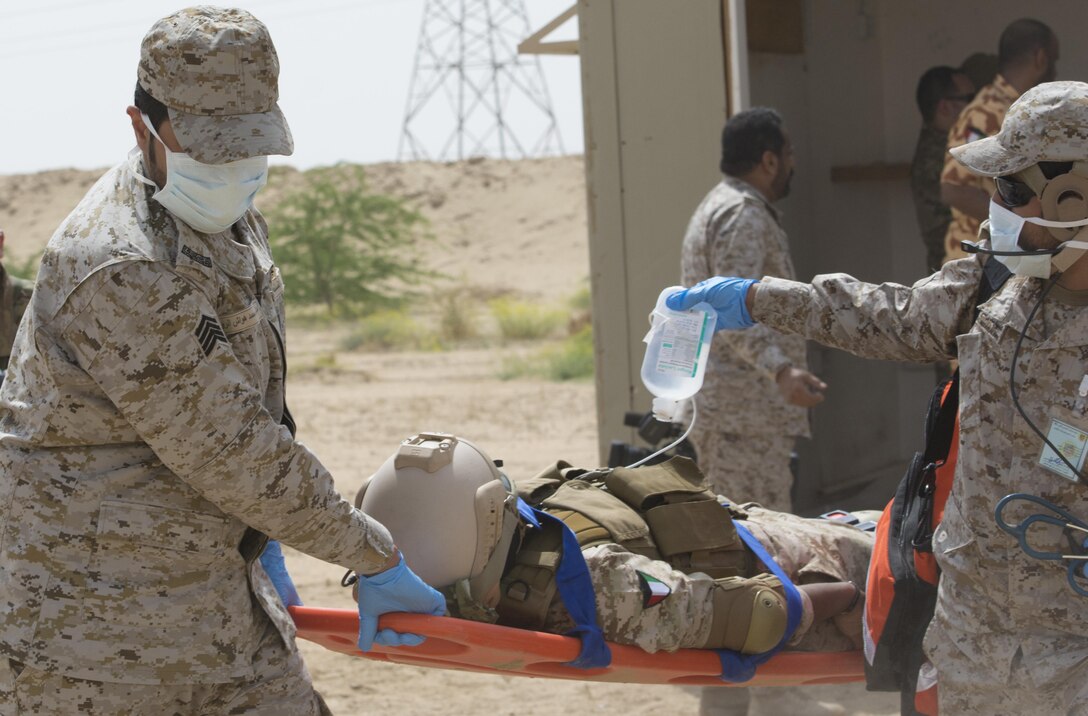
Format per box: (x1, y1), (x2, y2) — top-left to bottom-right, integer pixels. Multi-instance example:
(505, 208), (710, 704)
(1038, 418), (1088, 482)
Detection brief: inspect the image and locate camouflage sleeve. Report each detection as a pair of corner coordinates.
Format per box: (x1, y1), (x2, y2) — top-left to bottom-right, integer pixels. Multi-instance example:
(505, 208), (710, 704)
(57, 261), (395, 575)
(709, 203), (795, 379)
(750, 257), (982, 362)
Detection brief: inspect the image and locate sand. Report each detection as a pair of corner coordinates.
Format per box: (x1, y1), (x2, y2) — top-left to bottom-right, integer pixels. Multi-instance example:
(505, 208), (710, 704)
(0, 158), (897, 715)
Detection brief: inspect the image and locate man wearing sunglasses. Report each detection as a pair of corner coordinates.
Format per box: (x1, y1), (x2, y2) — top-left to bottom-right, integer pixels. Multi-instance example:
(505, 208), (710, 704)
(911, 66), (976, 273)
(941, 18), (1059, 266)
(668, 80), (1088, 714)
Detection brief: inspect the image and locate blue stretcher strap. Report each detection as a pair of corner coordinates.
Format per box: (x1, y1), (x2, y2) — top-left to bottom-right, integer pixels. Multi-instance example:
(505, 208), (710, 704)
(715, 519), (804, 683)
(517, 498), (612, 669)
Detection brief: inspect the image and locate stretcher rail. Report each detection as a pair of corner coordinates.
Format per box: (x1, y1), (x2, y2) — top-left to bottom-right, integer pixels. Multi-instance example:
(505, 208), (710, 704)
(289, 606), (865, 686)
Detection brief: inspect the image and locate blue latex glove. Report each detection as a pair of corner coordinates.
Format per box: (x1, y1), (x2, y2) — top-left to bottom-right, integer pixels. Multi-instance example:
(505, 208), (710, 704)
(259, 540), (302, 607)
(666, 277), (758, 331)
(356, 553), (447, 651)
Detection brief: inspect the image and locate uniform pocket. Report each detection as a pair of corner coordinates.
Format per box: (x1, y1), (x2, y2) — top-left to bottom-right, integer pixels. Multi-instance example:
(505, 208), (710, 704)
(932, 496), (977, 576)
(94, 500), (231, 559)
(85, 501), (236, 627)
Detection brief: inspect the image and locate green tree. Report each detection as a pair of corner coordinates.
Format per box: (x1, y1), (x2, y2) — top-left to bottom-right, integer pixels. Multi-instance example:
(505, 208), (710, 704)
(266, 166), (433, 315)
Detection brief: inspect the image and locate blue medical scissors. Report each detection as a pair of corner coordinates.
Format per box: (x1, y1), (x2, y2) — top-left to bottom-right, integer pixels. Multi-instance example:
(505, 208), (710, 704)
(995, 493), (1088, 598)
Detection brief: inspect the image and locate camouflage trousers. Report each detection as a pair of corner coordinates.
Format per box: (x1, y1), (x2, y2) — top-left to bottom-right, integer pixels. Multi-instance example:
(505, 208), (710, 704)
(544, 509), (873, 654)
(698, 508), (874, 716)
(929, 643), (1088, 715)
(0, 622), (331, 716)
(689, 430), (795, 512)
(925, 610), (1088, 715)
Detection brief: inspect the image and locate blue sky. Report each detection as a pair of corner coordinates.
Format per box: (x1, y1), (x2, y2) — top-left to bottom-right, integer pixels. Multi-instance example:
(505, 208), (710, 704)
(0, 0), (583, 174)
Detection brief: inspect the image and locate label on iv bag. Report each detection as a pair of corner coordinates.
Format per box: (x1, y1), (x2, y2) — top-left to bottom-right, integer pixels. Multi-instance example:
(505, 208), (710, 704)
(1039, 418), (1088, 482)
(654, 311), (711, 378)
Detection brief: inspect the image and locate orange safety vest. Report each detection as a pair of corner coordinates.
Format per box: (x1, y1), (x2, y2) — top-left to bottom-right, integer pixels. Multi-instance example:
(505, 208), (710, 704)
(863, 259), (1009, 716)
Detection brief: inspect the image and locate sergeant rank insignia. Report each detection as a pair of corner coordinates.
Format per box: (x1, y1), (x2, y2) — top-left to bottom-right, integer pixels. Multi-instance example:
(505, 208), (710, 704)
(636, 571), (671, 608)
(196, 314), (228, 356)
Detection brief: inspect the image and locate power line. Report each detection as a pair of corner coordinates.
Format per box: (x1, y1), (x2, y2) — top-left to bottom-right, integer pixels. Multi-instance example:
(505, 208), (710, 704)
(398, 0), (564, 161)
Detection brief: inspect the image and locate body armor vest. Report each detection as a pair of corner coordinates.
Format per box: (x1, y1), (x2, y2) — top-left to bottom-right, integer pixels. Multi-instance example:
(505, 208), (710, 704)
(496, 457), (759, 630)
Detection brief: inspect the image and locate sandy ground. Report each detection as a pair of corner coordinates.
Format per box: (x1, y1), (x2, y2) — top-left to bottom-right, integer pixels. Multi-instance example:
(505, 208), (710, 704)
(0, 158), (898, 714)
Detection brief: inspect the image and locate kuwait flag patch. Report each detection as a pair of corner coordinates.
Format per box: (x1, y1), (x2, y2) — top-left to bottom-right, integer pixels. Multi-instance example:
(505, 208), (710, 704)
(637, 571), (672, 608)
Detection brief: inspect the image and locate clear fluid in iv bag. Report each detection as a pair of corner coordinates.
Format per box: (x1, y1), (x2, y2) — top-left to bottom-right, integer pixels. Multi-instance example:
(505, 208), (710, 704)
(640, 285), (716, 420)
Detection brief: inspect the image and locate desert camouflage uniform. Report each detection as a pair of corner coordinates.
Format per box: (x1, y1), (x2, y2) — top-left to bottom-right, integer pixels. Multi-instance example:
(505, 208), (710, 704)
(750, 255), (1088, 714)
(680, 177), (809, 510)
(940, 74), (1019, 262)
(542, 503), (871, 654)
(0, 150), (394, 695)
(0, 266), (32, 371)
(0, 621), (329, 715)
(910, 125), (953, 273)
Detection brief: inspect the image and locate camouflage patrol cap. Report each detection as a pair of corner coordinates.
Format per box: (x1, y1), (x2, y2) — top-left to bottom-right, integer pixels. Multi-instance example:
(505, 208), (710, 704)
(951, 81), (1088, 177)
(137, 6), (293, 164)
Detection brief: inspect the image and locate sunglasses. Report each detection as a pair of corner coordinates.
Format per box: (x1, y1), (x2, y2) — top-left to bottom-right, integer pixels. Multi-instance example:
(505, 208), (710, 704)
(995, 175), (1036, 208)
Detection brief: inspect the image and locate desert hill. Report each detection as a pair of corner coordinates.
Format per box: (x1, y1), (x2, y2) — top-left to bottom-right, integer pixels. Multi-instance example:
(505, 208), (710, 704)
(0, 155), (589, 304)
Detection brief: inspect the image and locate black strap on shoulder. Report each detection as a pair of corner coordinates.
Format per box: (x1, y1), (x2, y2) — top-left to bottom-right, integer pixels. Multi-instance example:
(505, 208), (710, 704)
(923, 260), (1012, 464)
(975, 259), (1012, 320)
(923, 372), (959, 464)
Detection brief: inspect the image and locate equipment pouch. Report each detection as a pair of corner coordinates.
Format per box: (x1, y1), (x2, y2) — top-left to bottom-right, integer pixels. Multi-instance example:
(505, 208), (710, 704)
(605, 457), (712, 509)
(542, 481), (659, 559)
(516, 461), (572, 505)
(497, 520), (563, 629)
(646, 499), (738, 556)
(646, 499), (751, 579)
(517, 461), (609, 505)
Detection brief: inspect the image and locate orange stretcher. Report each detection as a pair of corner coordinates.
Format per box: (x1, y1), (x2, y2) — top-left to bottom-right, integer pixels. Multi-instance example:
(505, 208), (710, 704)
(289, 606), (864, 687)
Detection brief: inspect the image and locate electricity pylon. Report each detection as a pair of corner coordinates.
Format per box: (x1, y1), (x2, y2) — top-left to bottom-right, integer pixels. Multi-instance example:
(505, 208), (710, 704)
(398, 0), (565, 161)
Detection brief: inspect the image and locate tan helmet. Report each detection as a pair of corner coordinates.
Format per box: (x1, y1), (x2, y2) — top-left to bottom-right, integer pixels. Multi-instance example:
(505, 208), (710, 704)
(356, 433), (521, 611)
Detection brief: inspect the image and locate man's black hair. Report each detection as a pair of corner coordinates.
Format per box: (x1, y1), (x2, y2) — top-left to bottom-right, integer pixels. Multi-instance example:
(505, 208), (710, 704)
(998, 18), (1055, 72)
(134, 82), (170, 131)
(916, 66), (964, 123)
(720, 108), (786, 177)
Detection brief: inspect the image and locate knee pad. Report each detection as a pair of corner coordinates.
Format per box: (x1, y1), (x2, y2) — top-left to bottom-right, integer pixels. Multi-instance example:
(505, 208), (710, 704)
(699, 578), (787, 654)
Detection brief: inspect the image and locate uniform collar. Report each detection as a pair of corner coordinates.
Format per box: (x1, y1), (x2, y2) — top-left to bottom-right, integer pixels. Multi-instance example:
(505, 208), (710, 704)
(124, 146), (259, 281)
(721, 175), (781, 222)
(174, 222), (257, 281)
(991, 73), (1022, 103)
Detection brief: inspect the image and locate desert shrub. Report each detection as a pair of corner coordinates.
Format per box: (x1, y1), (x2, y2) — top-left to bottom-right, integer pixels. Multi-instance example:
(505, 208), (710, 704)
(490, 298), (564, 341)
(499, 326), (595, 381)
(566, 283), (592, 335)
(435, 287), (479, 343)
(267, 165), (435, 316)
(568, 283), (591, 313)
(341, 310), (425, 351)
(541, 325), (595, 380)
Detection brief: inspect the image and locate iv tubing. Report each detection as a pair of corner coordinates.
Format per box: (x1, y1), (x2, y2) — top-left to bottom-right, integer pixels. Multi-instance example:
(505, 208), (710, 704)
(624, 398), (697, 469)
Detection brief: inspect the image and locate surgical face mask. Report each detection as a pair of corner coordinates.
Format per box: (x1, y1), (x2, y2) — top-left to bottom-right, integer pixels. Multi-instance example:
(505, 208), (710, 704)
(135, 114), (268, 234)
(986, 200), (1088, 279)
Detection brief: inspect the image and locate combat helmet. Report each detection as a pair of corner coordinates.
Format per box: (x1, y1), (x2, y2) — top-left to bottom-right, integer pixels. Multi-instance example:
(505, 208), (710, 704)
(356, 433), (521, 618)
